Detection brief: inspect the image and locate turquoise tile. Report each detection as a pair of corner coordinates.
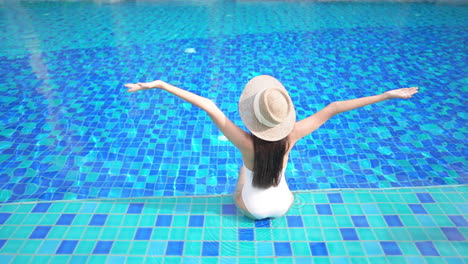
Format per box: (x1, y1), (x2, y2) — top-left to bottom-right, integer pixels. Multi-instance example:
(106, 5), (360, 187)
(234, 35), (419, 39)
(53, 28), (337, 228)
(66, 226), (85, 239)
(122, 215), (141, 226)
(393, 204), (412, 214)
(400, 215), (421, 227)
(327, 242), (347, 256)
(37, 213), (60, 225)
(31, 256), (54, 264)
(373, 228), (394, 240)
(74, 240), (96, 254)
(14, 204), (34, 213)
(303, 216), (321, 227)
(87, 256), (108, 263)
(313, 258), (332, 264)
(129, 241), (150, 255)
(220, 242), (238, 257)
(425, 257), (446, 264)
(19, 240), (41, 254)
(440, 203), (462, 215)
(64, 203), (83, 213)
(346, 205), (364, 215)
(48, 226), (70, 239)
(423, 204), (443, 214)
(345, 242), (365, 256)
(184, 241), (202, 256)
(433, 242), (459, 257)
(186, 228), (203, 240)
(257, 242), (273, 257)
(12, 226), (35, 239)
(170, 228), (187, 240)
(432, 215), (454, 226)
(398, 242), (420, 256)
(72, 214), (93, 225)
(320, 216), (338, 227)
(292, 242), (311, 256)
(366, 216), (387, 227)
(389, 229), (411, 241)
(106, 214), (123, 226)
(272, 228), (290, 241)
(289, 228), (308, 241)
(378, 204), (396, 214)
(100, 227), (120, 240)
(95, 203), (113, 213)
(331, 204), (348, 215)
(424, 228), (447, 241)
(357, 228), (376, 240)
(1, 239), (24, 253)
(335, 216), (353, 227)
(12, 255), (32, 263)
(151, 228), (170, 240)
(350, 258), (369, 264)
(306, 228), (325, 241)
(406, 228), (429, 240)
(366, 257), (389, 264)
(82, 227), (102, 240)
(239, 241), (255, 256)
(37, 240), (60, 254)
(324, 229), (342, 241)
(111, 241), (131, 255)
(386, 256), (408, 264)
(172, 215), (189, 227)
(47, 203), (67, 213)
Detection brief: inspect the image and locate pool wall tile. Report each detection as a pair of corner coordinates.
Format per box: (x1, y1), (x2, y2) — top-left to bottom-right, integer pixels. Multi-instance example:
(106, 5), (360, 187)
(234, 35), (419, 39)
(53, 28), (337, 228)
(0, 186), (466, 262)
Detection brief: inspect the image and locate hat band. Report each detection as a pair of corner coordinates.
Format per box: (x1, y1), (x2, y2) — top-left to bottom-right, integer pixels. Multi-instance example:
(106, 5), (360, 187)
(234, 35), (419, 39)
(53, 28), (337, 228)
(253, 91), (278, 128)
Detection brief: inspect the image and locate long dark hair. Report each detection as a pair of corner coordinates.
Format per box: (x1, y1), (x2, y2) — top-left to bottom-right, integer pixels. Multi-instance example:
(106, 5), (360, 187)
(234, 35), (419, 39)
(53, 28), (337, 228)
(252, 134), (289, 189)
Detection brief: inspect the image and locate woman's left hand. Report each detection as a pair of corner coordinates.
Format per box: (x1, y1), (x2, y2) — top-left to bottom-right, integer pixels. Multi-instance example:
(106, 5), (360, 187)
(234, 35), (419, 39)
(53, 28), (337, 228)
(124, 80), (167, 92)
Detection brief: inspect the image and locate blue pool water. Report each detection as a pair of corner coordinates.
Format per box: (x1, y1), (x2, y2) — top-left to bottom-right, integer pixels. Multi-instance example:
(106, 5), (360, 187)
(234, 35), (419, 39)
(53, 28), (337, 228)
(0, 0), (466, 203)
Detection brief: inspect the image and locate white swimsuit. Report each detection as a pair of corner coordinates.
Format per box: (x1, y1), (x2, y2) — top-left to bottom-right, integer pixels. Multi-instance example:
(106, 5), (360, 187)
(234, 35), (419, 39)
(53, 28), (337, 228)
(241, 165), (294, 219)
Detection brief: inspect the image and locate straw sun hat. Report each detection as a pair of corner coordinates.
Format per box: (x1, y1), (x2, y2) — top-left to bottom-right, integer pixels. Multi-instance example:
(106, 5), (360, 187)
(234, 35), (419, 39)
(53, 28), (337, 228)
(239, 75), (296, 141)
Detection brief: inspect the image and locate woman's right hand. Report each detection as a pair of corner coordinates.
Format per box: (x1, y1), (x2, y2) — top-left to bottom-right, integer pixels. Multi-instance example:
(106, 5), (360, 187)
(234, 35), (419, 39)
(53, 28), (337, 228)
(384, 87), (419, 99)
(124, 80), (167, 92)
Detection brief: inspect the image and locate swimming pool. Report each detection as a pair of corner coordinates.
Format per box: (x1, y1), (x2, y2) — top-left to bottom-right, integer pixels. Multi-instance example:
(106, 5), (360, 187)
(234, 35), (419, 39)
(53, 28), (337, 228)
(0, 0), (466, 204)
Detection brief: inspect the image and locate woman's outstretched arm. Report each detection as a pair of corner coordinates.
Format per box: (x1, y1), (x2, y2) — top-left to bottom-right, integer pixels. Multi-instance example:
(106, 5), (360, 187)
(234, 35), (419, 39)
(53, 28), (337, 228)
(290, 87), (419, 142)
(124, 80), (253, 154)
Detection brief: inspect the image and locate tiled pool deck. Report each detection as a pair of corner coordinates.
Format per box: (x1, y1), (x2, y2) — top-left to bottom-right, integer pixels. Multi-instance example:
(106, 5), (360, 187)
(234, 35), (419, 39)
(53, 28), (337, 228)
(0, 185), (466, 263)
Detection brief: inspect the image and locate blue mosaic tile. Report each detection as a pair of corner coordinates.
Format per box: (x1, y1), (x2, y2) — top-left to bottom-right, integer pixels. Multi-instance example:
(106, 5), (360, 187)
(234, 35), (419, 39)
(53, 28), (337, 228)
(408, 204), (428, 214)
(309, 242), (328, 256)
(380, 241), (403, 256)
(0, 1), (466, 204)
(56, 214), (76, 225)
(56, 240), (78, 254)
(202, 242), (218, 257)
(29, 226), (51, 239)
(441, 228), (465, 241)
(448, 215), (468, 227)
(340, 228), (359, 241)
(274, 242), (293, 257)
(156, 215), (173, 227)
(415, 241), (439, 256)
(384, 215), (404, 227)
(92, 241), (113, 254)
(89, 214), (108, 226)
(316, 204), (333, 215)
(238, 228), (254, 241)
(127, 203), (144, 214)
(351, 216), (369, 227)
(188, 215), (205, 227)
(416, 193), (436, 203)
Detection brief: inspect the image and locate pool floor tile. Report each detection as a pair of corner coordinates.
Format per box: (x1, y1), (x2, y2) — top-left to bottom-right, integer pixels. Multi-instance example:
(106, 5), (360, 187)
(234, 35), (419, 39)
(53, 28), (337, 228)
(0, 186), (466, 262)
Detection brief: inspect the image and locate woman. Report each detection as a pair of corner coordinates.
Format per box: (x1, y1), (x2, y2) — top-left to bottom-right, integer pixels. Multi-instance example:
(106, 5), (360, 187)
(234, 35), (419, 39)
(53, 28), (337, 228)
(125, 75), (418, 219)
